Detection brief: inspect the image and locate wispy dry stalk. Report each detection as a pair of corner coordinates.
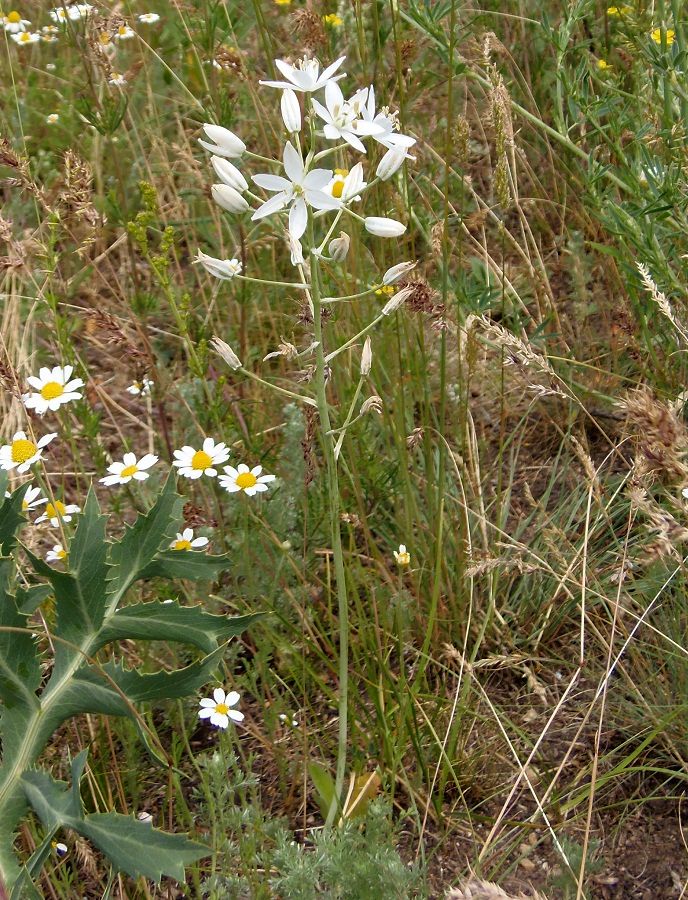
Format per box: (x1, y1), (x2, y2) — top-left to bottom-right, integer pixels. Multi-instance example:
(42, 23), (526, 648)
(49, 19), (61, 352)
(628, 484), (688, 562)
(619, 385), (688, 481)
(446, 879), (548, 900)
(636, 262), (688, 344)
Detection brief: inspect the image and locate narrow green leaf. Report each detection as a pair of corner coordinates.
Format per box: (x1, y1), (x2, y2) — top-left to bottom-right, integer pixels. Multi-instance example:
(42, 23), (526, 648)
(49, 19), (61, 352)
(97, 602), (262, 654)
(0, 486), (26, 555)
(308, 762), (337, 821)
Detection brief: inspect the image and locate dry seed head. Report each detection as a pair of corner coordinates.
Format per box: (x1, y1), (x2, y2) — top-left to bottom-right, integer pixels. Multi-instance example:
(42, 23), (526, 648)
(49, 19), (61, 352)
(446, 878), (548, 899)
(619, 385), (688, 481)
(360, 395), (382, 416)
(210, 336), (242, 370)
(637, 262), (688, 344)
(292, 10), (326, 51)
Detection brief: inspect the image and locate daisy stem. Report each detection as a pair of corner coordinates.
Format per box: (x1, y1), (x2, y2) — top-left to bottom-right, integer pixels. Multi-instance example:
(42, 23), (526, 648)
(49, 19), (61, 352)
(308, 216), (350, 827)
(238, 367), (317, 408)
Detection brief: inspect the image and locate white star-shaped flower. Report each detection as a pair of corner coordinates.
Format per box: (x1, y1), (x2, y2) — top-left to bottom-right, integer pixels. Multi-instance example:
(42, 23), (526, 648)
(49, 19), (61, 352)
(312, 82), (383, 153)
(198, 687), (244, 729)
(260, 56), (346, 93)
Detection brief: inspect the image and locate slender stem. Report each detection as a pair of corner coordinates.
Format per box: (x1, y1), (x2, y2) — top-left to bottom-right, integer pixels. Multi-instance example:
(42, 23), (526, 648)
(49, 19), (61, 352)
(324, 310), (388, 364)
(238, 367), (317, 407)
(236, 274), (310, 290)
(306, 215), (350, 827)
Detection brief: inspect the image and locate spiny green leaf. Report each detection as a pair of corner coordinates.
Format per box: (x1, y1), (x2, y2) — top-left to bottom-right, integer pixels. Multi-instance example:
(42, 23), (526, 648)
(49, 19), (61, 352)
(0, 485), (26, 555)
(97, 602), (262, 654)
(138, 550), (231, 582)
(22, 767), (208, 884)
(16, 584), (52, 616)
(0, 559), (40, 710)
(108, 473), (182, 600)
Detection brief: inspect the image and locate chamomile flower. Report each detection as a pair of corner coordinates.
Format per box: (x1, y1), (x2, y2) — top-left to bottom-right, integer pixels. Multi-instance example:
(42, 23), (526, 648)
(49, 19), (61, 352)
(2, 10), (30, 32)
(251, 141), (340, 240)
(651, 27), (675, 45)
(99, 452), (158, 486)
(11, 30), (40, 44)
(393, 544), (410, 566)
(260, 56), (346, 93)
(126, 377), (153, 396)
(198, 687), (243, 729)
(46, 113), (60, 124)
(23, 366), (84, 415)
(4, 484), (47, 511)
(108, 72), (127, 86)
(35, 499), (81, 527)
(46, 543), (67, 563)
(170, 528), (209, 551)
(41, 24), (59, 41)
(114, 23), (135, 40)
(172, 437), (230, 479)
(218, 463), (276, 497)
(71, 3), (93, 19)
(0, 431), (57, 474)
(137, 12), (159, 23)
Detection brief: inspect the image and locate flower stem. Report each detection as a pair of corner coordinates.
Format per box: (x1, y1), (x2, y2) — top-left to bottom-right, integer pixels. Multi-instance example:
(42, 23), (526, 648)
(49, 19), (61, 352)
(308, 216), (350, 827)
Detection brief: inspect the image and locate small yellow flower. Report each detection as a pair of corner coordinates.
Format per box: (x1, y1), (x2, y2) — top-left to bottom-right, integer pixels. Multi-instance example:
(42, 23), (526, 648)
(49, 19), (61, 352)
(375, 285), (395, 296)
(597, 59), (611, 70)
(651, 27), (675, 45)
(274, 0), (292, 5)
(607, 5), (631, 15)
(323, 13), (343, 27)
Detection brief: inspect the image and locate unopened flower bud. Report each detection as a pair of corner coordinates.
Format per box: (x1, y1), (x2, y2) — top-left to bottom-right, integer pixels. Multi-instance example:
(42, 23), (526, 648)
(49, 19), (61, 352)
(137, 811), (153, 825)
(211, 156), (248, 192)
(210, 336), (242, 370)
(212, 184), (250, 214)
(199, 124), (246, 158)
(329, 231), (350, 261)
(361, 395), (383, 416)
(383, 260), (417, 285)
(382, 285), (413, 315)
(280, 89), (302, 133)
(195, 250), (242, 279)
(360, 337), (372, 376)
(364, 216), (406, 238)
(376, 147), (406, 181)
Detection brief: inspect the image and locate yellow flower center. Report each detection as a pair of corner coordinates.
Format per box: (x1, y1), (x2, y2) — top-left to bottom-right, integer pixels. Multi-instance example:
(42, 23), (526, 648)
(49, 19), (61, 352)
(120, 464), (138, 478)
(57, 548), (67, 559)
(11, 439), (37, 463)
(45, 501), (67, 518)
(18, 32), (30, 41)
(98, 31), (110, 44)
(173, 539), (192, 551)
(215, 702), (229, 714)
(191, 450), (212, 470)
(235, 471), (257, 489)
(40, 381), (64, 400)
(7, 11), (21, 23)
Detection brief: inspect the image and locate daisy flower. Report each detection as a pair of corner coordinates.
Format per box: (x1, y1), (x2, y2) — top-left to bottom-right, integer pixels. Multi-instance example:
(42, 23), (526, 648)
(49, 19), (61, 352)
(35, 499), (81, 527)
(99, 452), (158, 486)
(138, 12), (159, 23)
(170, 528), (209, 551)
(49, 7), (68, 22)
(2, 10), (31, 32)
(47, 115), (60, 126)
(126, 377), (153, 396)
(0, 431), (57, 474)
(11, 31), (40, 44)
(218, 463), (276, 497)
(22, 365), (84, 415)
(109, 72), (127, 86)
(198, 687), (244, 729)
(41, 25), (59, 41)
(172, 437), (229, 479)
(251, 141), (340, 240)
(393, 544), (410, 566)
(260, 56), (346, 93)
(4, 484), (47, 511)
(114, 24), (135, 40)
(46, 543), (67, 563)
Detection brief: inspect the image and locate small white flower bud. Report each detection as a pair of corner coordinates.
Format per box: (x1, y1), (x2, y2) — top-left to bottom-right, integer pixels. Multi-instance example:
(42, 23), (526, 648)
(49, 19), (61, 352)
(383, 260), (417, 285)
(360, 337), (372, 376)
(376, 147), (406, 181)
(137, 811), (153, 825)
(199, 124), (246, 158)
(210, 336), (242, 370)
(211, 184), (250, 214)
(328, 231), (350, 261)
(382, 285), (413, 315)
(194, 250), (242, 279)
(211, 156), (248, 192)
(280, 89), (302, 133)
(364, 216), (406, 238)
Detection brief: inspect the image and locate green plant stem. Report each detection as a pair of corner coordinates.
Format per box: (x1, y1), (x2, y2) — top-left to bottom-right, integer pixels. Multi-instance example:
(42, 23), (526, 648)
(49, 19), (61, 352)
(306, 218), (350, 827)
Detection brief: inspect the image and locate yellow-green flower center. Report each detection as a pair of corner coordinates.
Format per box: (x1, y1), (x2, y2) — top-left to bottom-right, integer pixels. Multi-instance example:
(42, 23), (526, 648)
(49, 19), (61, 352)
(18, 32), (30, 41)
(173, 539), (192, 551)
(120, 464), (138, 478)
(191, 450), (212, 470)
(45, 501), (67, 518)
(7, 11), (21, 23)
(215, 702), (229, 715)
(236, 472), (257, 489)
(40, 381), (64, 400)
(11, 439), (36, 463)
